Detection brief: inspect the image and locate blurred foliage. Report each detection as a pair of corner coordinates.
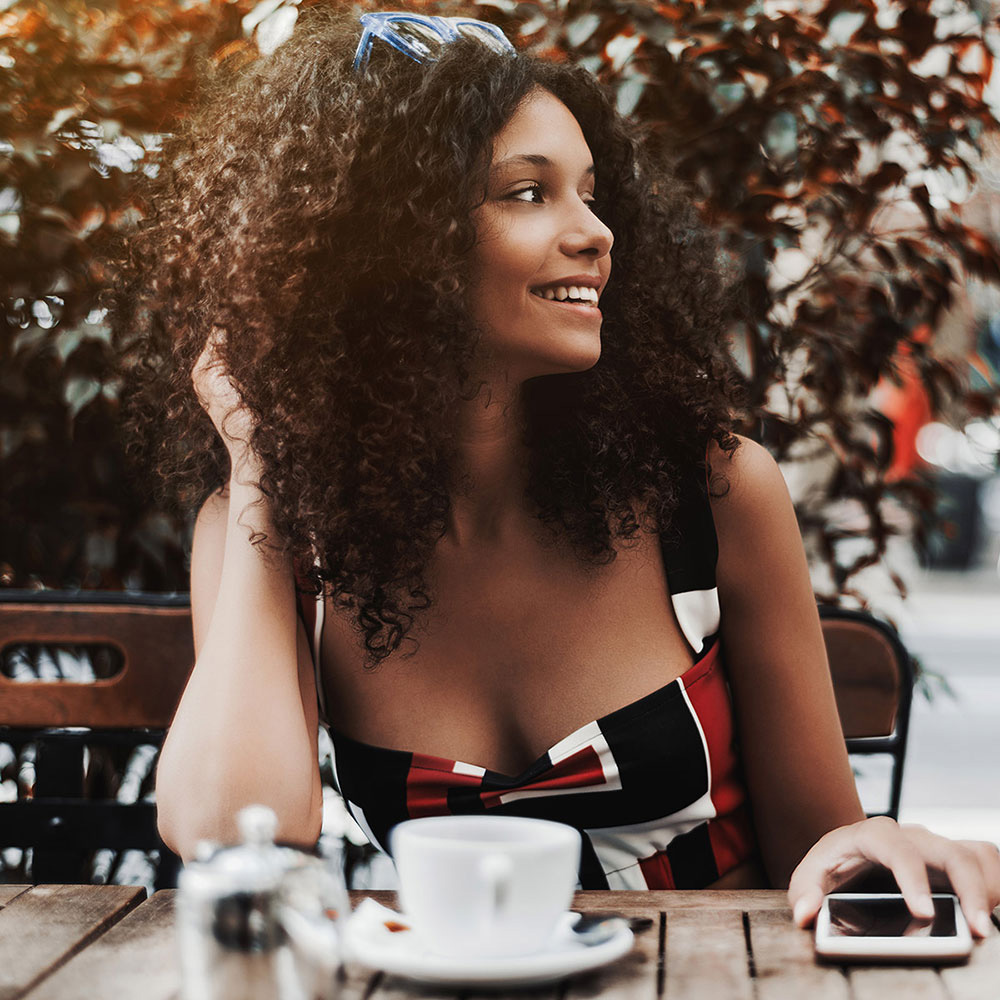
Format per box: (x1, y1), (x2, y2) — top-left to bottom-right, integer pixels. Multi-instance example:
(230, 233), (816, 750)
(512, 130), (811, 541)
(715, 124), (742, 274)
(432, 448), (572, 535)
(2, 0), (1000, 603)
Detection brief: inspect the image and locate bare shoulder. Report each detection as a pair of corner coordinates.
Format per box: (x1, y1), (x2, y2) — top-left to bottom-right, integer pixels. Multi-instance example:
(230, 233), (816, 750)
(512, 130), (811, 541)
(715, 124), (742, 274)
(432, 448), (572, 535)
(705, 434), (804, 600)
(707, 434), (790, 519)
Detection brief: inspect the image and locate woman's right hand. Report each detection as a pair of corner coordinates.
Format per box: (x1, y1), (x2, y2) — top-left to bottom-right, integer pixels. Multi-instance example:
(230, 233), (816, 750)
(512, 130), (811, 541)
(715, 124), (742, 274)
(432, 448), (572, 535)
(192, 329), (261, 480)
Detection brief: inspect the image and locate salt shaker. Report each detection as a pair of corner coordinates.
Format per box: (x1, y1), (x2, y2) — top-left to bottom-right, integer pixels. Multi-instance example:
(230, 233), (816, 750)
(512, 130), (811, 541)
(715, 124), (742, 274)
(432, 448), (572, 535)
(176, 805), (346, 1000)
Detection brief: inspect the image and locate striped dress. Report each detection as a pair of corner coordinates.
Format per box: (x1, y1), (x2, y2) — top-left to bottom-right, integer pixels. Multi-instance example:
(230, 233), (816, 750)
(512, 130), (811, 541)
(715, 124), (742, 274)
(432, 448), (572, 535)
(296, 468), (759, 889)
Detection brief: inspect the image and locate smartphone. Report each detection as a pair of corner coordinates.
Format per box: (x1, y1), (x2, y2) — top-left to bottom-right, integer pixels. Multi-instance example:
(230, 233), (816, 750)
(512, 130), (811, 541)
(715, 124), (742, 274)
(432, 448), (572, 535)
(814, 893), (973, 963)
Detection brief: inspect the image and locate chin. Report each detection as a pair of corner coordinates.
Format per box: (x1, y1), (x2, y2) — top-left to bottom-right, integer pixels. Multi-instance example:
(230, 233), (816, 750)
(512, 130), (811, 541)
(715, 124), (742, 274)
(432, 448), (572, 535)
(501, 334), (602, 382)
(553, 335), (602, 373)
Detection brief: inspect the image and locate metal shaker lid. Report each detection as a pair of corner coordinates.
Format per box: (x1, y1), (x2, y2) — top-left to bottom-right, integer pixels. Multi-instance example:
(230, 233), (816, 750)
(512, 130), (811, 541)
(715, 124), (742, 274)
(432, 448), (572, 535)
(178, 805), (290, 952)
(181, 805), (287, 897)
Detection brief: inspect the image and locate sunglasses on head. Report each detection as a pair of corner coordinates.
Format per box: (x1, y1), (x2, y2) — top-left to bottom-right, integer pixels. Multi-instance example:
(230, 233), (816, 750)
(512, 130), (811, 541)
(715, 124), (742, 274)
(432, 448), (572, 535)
(353, 11), (516, 72)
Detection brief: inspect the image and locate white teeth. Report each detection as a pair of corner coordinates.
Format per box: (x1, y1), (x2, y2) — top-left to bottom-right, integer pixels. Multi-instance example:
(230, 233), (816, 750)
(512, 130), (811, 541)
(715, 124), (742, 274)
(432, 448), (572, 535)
(531, 284), (599, 303)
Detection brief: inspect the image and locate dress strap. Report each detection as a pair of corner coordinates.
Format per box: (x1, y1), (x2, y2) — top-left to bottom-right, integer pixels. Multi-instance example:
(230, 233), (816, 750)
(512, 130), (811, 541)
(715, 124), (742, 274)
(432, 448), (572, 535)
(293, 558), (329, 726)
(659, 443), (721, 654)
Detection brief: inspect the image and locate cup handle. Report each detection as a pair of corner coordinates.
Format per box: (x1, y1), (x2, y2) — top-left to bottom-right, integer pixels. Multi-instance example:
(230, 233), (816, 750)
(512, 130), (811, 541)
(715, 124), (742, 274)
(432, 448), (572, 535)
(478, 854), (514, 931)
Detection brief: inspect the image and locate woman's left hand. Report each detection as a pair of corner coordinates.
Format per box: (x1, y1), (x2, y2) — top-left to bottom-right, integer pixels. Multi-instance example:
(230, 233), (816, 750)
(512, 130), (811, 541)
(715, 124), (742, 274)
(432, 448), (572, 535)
(787, 816), (1000, 938)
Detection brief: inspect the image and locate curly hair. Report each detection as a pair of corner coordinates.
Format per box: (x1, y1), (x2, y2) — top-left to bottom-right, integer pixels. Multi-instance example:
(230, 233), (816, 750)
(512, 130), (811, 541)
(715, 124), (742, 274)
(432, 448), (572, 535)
(107, 5), (745, 668)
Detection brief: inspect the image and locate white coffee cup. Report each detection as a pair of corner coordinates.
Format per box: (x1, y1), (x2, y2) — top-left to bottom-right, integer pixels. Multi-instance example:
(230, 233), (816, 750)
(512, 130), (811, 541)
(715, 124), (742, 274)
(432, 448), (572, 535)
(389, 815), (581, 959)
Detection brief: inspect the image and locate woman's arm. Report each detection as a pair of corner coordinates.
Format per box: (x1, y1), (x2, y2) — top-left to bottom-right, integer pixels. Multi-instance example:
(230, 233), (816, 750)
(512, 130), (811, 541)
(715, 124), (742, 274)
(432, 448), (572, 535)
(710, 435), (864, 884)
(155, 336), (323, 859)
(155, 483), (322, 859)
(710, 435), (1000, 936)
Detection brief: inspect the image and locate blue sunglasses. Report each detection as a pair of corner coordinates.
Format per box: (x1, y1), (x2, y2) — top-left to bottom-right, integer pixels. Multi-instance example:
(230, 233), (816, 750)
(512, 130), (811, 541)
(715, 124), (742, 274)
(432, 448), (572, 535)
(353, 11), (516, 72)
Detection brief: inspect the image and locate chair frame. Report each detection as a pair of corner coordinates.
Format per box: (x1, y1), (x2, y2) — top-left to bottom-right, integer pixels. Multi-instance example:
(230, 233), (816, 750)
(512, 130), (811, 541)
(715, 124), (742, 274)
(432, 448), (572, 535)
(0, 589), (193, 888)
(819, 605), (915, 821)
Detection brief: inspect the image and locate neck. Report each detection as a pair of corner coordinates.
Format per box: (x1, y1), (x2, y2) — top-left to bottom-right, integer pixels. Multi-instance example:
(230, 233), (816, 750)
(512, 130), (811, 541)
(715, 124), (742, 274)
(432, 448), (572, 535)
(445, 374), (532, 548)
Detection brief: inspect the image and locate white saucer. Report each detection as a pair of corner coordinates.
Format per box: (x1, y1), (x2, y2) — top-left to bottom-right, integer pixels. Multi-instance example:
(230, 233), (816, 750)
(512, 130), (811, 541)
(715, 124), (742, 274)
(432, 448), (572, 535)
(342, 899), (634, 987)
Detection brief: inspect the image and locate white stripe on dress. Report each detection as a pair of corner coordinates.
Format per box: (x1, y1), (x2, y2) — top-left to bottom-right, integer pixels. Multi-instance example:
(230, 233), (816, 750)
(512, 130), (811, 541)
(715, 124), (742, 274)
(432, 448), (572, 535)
(671, 586), (720, 652)
(347, 800), (387, 855)
(496, 730), (622, 806)
(584, 789), (715, 883)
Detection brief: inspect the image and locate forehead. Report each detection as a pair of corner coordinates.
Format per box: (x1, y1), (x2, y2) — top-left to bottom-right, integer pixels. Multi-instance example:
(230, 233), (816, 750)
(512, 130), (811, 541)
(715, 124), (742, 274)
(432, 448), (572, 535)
(490, 89), (591, 168)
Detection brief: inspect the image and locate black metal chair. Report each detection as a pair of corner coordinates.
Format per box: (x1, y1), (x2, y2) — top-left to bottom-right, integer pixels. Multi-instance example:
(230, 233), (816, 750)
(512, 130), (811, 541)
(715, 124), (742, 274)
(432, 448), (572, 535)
(0, 590), (194, 889)
(819, 605), (915, 820)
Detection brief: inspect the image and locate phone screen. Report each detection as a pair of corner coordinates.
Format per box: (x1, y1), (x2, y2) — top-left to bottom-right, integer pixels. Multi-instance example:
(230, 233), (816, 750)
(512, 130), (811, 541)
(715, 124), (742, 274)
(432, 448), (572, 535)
(827, 896), (957, 938)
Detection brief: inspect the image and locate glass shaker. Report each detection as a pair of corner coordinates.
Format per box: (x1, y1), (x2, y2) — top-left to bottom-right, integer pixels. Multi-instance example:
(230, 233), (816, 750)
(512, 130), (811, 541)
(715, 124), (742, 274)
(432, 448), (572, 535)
(176, 804), (348, 1000)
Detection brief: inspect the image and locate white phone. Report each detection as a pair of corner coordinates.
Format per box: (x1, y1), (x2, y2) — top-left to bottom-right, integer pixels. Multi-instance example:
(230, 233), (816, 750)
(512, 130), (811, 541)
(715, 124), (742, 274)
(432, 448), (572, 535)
(815, 893), (973, 963)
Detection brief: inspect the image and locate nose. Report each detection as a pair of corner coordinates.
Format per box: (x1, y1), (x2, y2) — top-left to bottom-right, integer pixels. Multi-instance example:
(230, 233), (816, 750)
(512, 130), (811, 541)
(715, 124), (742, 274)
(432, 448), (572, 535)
(560, 200), (614, 260)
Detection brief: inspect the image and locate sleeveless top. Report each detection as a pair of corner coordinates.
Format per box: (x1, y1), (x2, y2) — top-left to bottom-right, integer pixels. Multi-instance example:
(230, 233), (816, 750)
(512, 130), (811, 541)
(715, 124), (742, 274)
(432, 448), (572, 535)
(295, 467), (759, 890)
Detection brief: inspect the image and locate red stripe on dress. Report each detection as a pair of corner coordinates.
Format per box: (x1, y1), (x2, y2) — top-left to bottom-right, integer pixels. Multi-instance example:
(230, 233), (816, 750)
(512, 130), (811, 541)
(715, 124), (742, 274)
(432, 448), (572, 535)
(683, 641), (744, 818)
(479, 745), (607, 810)
(406, 754), (483, 818)
(684, 641), (757, 875)
(639, 850), (677, 889)
(706, 802), (755, 879)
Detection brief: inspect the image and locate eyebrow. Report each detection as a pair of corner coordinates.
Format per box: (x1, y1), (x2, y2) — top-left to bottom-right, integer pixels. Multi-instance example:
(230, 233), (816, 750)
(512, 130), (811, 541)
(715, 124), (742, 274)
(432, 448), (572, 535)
(493, 153), (595, 178)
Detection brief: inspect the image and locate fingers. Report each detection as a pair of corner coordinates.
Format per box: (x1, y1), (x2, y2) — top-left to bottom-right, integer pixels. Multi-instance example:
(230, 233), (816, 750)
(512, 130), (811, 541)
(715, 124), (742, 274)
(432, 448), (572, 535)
(910, 830), (1000, 938)
(787, 822), (869, 928)
(966, 840), (1000, 913)
(788, 819), (1000, 940)
(787, 817), (935, 930)
(855, 818), (935, 922)
(789, 882), (825, 930)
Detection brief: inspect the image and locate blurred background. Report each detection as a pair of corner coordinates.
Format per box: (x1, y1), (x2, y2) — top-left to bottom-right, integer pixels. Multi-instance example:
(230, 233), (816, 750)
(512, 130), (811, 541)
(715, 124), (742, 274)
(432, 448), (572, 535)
(1, 0), (998, 891)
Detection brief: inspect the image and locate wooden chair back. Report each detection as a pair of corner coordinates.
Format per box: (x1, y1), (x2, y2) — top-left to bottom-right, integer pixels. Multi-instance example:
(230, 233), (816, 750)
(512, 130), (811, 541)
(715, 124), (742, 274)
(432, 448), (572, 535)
(0, 593), (194, 729)
(0, 590), (194, 887)
(819, 606), (914, 819)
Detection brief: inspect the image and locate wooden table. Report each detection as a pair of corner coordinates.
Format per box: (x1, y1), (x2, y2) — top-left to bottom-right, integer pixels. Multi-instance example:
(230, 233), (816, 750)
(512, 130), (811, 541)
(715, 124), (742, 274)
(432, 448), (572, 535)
(0, 885), (997, 1000)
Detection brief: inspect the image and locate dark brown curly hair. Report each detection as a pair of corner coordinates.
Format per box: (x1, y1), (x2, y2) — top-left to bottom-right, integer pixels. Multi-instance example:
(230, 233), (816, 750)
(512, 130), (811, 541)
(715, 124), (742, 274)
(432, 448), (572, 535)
(107, 5), (745, 668)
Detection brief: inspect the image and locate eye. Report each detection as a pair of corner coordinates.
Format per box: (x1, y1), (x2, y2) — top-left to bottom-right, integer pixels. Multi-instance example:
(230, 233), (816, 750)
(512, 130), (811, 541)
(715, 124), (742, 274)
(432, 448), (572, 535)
(508, 183), (544, 204)
(507, 184), (597, 215)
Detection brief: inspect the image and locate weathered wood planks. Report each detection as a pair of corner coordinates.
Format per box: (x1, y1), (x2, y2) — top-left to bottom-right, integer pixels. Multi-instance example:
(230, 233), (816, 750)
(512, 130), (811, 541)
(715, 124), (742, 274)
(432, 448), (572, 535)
(0, 885), (143, 1000)
(3, 887), (998, 999)
(25, 889), (178, 1000)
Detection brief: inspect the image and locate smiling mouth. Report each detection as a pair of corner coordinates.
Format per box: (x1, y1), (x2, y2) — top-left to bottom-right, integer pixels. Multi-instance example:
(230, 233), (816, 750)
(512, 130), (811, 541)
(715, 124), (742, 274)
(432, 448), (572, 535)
(529, 290), (601, 312)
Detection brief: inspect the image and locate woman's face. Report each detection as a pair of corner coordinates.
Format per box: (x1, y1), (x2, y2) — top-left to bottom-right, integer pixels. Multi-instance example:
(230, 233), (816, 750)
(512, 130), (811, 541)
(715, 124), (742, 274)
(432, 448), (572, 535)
(468, 87), (614, 382)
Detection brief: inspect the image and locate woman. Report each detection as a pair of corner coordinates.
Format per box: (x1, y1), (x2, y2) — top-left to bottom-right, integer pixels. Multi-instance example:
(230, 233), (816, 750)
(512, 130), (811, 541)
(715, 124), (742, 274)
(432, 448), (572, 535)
(111, 7), (999, 934)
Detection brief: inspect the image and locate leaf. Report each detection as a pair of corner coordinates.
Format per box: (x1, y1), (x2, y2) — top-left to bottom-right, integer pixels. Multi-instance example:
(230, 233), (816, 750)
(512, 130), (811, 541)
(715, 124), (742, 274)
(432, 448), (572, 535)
(255, 5), (298, 57)
(762, 111), (798, 161)
(827, 11), (867, 47)
(242, 0), (283, 36)
(873, 243), (895, 269)
(566, 12), (601, 49)
(54, 327), (84, 363)
(63, 377), (100, 420)
(12, 326), (47, 355)
(615, 77), (645, 116)
(605, 31), (642, 73)
(46, 106), (82, 136)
